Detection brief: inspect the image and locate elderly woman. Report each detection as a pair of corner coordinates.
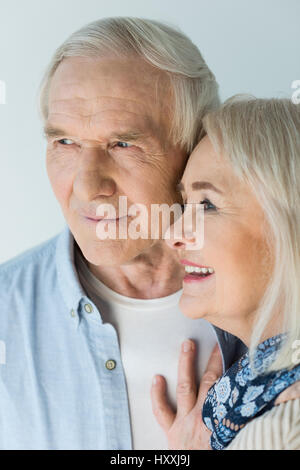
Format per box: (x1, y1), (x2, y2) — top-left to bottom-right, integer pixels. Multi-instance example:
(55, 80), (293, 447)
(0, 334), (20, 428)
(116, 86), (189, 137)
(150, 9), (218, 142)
(151, 96), (300, 450)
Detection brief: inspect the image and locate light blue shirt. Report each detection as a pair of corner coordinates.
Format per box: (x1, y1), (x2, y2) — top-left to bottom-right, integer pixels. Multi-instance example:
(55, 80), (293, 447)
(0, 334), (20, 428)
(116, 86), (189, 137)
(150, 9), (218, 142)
(0, 224), (246, 450)
(0, 225), (132, 450)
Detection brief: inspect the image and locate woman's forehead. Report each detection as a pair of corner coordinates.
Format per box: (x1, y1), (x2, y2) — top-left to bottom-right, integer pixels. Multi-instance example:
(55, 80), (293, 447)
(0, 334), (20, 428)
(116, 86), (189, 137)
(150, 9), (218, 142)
(182, 137), (223, 187)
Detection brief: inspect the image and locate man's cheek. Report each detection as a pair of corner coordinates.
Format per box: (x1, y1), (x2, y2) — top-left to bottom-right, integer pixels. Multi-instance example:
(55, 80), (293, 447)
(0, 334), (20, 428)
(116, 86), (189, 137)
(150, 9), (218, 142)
(47, 166), (71, 207)
(56, 182), (71, 208)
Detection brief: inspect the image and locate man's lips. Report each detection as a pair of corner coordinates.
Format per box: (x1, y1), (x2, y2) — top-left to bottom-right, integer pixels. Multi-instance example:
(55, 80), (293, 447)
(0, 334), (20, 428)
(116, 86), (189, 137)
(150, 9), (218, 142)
(80, 210), (129, 222)
(84, 215), (129, 223)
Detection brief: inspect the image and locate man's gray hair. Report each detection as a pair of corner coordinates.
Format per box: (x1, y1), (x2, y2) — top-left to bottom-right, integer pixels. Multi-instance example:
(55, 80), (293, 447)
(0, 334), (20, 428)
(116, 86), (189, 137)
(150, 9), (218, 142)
(38, 17), (220, 153)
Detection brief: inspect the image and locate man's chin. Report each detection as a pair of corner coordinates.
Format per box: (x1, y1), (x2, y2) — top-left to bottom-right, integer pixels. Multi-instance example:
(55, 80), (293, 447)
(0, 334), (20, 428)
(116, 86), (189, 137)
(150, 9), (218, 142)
(77, 237), (155, 267)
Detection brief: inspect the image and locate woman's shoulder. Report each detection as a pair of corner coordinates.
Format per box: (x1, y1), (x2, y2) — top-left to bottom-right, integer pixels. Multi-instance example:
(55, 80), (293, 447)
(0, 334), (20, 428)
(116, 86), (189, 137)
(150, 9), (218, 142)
(226, 398), (300, 450)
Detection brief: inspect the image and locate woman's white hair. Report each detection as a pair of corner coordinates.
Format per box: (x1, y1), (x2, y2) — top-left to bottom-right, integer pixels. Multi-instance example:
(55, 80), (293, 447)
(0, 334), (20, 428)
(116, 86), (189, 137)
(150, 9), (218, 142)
(38, 16), (220, 153)
(203, 95), (300, 372)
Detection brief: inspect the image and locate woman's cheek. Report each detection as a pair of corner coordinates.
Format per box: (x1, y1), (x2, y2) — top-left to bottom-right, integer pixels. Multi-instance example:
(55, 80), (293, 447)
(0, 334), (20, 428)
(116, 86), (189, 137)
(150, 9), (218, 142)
(215, 236), (268, 319)
(204, 223), (247, 313)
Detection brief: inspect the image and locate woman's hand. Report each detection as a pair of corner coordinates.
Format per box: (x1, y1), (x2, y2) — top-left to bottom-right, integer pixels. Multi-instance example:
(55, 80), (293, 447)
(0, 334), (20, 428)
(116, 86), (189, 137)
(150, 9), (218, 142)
(151, 340), (223, 450)
(275, 380), (300, 405)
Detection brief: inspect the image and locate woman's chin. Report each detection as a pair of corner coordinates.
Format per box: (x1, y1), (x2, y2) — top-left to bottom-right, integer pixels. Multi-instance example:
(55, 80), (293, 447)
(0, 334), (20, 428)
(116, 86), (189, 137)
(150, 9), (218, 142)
(179, 294), (210, 320)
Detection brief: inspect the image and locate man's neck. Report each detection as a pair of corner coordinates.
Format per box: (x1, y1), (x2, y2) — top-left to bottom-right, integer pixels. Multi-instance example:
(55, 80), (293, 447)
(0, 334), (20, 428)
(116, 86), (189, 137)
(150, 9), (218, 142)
(84, 241), (184, 299)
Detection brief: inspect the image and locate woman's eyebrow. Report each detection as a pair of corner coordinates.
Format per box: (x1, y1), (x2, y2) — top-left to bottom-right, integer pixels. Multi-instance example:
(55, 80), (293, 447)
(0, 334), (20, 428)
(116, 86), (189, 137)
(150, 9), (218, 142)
(192, 181), (223, 194)
(176, 181), (223, 194)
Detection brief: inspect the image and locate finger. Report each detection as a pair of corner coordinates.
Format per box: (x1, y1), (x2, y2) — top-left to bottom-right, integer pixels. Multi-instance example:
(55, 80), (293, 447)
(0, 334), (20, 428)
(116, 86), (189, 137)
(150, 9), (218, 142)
(151, 375), (176, 432)
(176, 339), (197, 417)
(275, 381), (300, 405)
(196, 343), (223, 410)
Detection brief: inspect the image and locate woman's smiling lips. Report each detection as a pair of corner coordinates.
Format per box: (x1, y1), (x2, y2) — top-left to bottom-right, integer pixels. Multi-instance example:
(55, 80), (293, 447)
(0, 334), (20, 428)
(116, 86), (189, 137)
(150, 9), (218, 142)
(180, 259), (215, 283)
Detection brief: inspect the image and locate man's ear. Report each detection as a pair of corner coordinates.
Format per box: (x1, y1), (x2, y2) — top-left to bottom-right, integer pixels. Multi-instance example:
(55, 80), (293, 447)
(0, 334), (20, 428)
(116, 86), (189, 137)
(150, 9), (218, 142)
(274, 381), (300, 406)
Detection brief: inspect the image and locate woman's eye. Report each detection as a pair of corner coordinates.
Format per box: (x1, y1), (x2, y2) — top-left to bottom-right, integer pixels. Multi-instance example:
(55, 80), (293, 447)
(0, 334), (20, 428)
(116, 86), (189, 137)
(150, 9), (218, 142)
(200, 198), (217, 211)
(180, 199), (216, 213)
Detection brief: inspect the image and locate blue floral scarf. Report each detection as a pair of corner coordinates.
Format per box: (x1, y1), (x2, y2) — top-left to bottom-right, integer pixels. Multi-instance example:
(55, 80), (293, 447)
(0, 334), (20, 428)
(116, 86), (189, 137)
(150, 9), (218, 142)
(202, 334), (300, 450)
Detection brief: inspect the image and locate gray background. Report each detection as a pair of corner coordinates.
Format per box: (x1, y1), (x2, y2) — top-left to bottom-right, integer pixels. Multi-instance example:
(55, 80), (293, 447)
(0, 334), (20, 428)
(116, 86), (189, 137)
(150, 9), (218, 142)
(0, 0), (299, 262)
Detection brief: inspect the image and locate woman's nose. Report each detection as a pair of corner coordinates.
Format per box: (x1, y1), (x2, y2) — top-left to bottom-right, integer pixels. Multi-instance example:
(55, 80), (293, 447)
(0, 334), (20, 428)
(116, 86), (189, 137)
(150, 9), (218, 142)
(164, 220), (198, 252)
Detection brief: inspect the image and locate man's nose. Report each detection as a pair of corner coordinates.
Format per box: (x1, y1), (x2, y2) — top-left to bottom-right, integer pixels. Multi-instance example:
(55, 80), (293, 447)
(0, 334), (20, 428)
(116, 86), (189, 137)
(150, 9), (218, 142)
(73, 147), (117, 201)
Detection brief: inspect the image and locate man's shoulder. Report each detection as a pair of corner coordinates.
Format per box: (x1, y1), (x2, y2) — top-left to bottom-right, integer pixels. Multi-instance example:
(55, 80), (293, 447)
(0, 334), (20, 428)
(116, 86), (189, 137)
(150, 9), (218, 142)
(0, 231), (61, 283)
(0, 227), (71, 332)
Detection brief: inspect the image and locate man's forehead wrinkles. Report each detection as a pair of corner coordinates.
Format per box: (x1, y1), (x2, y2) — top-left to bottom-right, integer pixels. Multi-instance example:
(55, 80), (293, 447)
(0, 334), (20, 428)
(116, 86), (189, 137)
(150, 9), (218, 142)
(45, 110), (158, 142)
(47, 110), (153, 132)
(51, 95), (152, 105)
(47, 98), (157, 134)
(52, 89), (156, 107)
(55, 69), (161, 89)
(49, 109), (151, 122)
(49, 95), (154, 119)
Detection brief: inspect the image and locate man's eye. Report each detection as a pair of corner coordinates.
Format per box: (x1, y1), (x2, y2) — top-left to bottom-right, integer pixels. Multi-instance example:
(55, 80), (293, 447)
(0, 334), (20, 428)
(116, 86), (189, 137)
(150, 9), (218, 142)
(115, 142), (133, 149)
(57, 139), (75, 146)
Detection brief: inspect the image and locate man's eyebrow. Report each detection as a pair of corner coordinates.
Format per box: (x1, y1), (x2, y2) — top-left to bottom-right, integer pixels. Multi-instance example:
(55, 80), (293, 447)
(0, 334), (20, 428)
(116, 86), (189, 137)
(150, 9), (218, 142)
(176, 181), (223, 194)
(176, 182), (185, 193)
(43, 125), (68, 139)
(111, 131), (148, 142)
(43, 125), (149, 143)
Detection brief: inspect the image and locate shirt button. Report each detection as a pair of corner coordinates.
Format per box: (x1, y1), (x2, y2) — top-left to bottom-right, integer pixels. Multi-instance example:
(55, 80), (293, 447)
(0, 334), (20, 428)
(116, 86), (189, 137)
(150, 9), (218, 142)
(105, 359), (116, 370)
(70, 309), (76, 318)
(84, 303), (93, 314)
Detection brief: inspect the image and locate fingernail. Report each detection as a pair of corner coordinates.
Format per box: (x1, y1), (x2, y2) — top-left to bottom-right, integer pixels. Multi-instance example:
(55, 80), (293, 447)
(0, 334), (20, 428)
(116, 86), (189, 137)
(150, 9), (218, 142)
(183, 340), (192, 352)
(153, 376), (157, 385)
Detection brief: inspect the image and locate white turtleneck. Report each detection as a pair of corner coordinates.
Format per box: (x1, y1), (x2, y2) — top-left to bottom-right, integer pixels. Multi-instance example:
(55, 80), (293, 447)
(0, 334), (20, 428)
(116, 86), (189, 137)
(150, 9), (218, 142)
(75, 243), (217, 450)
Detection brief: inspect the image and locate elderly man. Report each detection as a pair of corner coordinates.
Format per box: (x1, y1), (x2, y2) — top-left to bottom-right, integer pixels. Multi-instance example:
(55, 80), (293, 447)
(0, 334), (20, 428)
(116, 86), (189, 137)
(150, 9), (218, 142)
(0, 17), (245, 450)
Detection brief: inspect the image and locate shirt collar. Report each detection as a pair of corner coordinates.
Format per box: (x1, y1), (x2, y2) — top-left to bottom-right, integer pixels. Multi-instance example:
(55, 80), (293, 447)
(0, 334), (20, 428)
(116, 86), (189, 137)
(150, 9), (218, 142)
(55, 223), (86, 325)
(54, 223), (248, 363)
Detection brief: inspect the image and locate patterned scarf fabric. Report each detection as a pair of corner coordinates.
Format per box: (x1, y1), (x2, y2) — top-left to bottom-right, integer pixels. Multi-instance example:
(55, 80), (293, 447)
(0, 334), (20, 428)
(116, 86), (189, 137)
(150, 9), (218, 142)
(202, 334), (300, 450)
